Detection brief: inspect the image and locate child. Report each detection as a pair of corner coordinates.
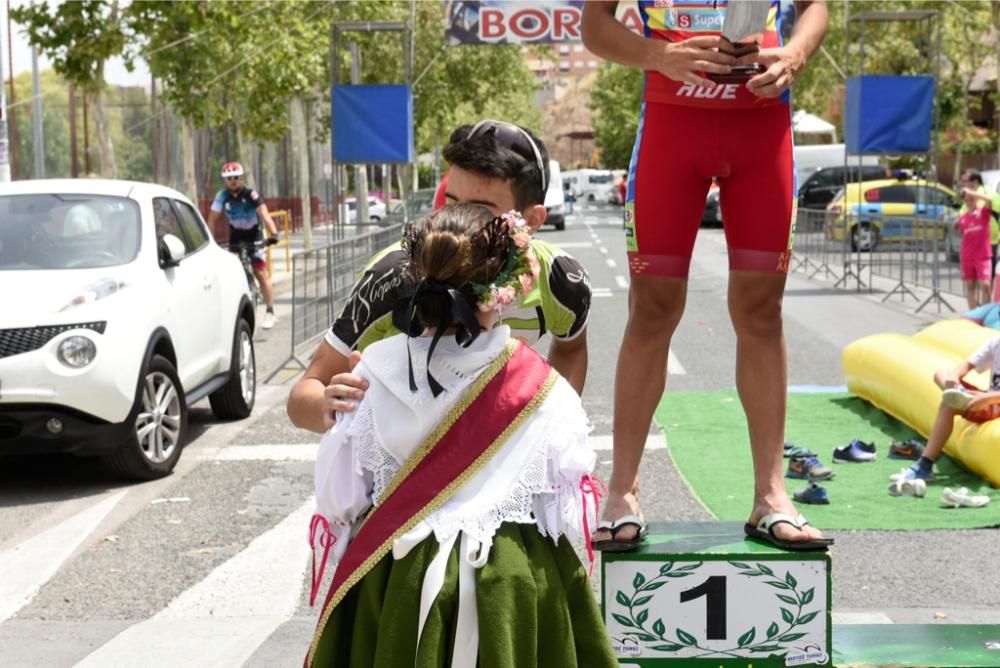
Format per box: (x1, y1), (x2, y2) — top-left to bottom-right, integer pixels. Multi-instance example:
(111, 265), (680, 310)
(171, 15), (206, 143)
(957, 188), (995, 309)
(306, 203), (617, 668)
(894, 333), (1000, 486)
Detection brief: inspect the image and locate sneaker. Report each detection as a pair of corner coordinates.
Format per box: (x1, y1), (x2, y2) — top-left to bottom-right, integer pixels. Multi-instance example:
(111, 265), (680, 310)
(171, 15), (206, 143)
(784, 446), (817, 459)
(942, 388), (974, 411)
(262, 312), (276, 329)
(889, 466), (935, 483)
(787, 455), (836, 481)
(793, 482), (830, 505)
(888, 477), (927, 497)
(832, 439), (877, 463)
(889, 439), (925, 460)
(940, 487), (990, 508)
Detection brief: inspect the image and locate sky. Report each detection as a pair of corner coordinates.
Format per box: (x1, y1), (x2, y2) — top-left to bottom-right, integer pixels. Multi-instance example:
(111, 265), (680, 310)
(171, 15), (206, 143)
(2, 1), (150, 87)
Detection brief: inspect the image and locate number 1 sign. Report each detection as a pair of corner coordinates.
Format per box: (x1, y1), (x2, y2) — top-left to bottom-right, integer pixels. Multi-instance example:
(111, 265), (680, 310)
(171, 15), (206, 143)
(601, 523), (832, 667)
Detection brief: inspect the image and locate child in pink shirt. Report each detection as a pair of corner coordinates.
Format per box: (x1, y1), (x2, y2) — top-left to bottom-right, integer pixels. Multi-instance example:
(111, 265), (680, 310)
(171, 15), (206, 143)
(957, 188), (995, 308)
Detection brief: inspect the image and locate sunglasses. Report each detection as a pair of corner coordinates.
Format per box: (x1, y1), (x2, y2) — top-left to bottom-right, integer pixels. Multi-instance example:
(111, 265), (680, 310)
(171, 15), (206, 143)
(224, 176), (242, 182)
(468, 119), (547, 197)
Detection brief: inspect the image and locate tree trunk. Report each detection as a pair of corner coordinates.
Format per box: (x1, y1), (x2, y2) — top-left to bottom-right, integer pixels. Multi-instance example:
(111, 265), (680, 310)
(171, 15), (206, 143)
(180, 117), (197, 203)
(88, 70), (117, 178)
(261, 143), (279, 197)
(290, 95), (313, 248)
(235, 120), (256, 189)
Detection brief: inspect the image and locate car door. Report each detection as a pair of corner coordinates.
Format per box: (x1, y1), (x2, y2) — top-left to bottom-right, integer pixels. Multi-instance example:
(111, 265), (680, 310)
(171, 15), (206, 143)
(876, 185), (916, 239)
(800, 169), (839, 209)
(152, 197), (219, 389)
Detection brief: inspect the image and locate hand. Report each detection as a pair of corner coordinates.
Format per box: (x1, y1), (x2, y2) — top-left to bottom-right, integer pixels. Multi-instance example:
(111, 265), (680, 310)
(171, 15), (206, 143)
(650, 36), (735, 88)
(266, 236), (280, 246)
(322, 351), (365, 430)
(739, 45), (806, 98)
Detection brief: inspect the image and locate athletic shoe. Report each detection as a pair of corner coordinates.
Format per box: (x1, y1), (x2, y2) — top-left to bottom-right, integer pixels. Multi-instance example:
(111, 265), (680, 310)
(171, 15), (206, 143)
(832, 439), (877, 463)
(942, 388), (974, 412)
(784, 446), (816, 459)
(940, 487), (990, 508)
(889, 439), (925, 460)
(793, 482), (830, 505)
(787, 455), (836, 481)
(262, 312), (276, 329)
(888, 477), (927, 498)
(889, 466), (935, 483)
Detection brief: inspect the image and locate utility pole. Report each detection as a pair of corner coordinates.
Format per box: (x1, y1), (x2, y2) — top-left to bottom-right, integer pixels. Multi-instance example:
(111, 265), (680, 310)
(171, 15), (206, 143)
(6, 0), (16, 179)
(31, 46), (43, 178)
(0, 2), (10, 183)
(349, 41), (369, 227)
(69, 87), (78, 177)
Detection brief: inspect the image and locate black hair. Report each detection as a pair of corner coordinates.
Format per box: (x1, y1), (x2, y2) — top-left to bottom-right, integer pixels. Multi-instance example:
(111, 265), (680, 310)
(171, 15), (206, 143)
(442, 124), (550, 211)
(964, 169), (984, 186)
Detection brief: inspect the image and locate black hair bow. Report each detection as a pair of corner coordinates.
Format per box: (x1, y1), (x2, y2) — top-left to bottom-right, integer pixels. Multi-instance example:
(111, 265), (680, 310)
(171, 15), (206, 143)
(391, 279), (481, 397)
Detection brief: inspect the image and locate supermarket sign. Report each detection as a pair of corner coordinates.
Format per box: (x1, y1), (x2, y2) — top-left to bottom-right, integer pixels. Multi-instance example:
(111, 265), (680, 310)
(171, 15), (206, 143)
(445, 1), (643, 45)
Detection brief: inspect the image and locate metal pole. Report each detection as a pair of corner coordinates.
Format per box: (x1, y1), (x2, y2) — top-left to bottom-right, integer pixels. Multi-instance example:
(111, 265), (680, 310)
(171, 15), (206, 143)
(349, 41), (369, 227)
(0, 2), (10, 183)
(69, 87), (78, 177)
(31, 46), (44, 178)
(6, 0), (16, 179)
(151, 76), (157, 182)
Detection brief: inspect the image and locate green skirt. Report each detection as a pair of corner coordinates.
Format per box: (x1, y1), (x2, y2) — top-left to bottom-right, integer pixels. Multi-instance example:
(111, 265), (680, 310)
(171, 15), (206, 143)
(311, 522), (619, 668)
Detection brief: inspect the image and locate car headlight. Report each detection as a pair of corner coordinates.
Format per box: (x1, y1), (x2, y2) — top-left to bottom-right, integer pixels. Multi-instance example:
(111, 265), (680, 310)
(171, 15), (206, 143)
(57, 336), (97, 368)
(548, 204), (564, 215)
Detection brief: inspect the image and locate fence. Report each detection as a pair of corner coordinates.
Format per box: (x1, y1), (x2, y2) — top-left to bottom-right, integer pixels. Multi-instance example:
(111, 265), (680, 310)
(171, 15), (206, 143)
(792, 207), (964, 313)
(266, 223), (404, 381)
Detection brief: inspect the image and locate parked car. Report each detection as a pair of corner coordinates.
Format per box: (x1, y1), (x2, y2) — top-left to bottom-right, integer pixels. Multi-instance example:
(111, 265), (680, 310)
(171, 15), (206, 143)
(381, 188), (435, 226)
(0, 180), (257, 480)
(797, 164), (889, 210)
(544, 160), (566, 231)
(825, 177), (959, 252)
(344, 196), (387, 223)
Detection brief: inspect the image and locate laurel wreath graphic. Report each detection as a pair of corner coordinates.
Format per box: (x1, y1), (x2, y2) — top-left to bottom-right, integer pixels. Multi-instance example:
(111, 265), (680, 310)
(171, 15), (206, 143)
(611, 561), (820, 659)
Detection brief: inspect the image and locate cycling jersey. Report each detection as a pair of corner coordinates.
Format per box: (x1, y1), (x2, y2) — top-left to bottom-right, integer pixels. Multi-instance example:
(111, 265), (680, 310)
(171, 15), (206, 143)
(326, 239), (591, 354)
(639, 0), (786, 109)
(211, 187), (265, 232)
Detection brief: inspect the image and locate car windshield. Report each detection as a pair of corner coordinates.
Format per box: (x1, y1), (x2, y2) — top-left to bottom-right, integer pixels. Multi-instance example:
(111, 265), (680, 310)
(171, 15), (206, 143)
(0, 193), (141, 270)
(589, 174), (612, 184)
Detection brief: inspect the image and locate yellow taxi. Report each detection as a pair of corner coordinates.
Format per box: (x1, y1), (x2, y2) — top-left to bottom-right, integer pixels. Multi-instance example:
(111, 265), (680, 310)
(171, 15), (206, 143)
(825, 177), (959, 251)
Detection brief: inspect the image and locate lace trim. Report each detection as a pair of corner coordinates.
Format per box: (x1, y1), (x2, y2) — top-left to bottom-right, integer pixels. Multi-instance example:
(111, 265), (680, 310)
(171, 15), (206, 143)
(347, 401), (401, 499)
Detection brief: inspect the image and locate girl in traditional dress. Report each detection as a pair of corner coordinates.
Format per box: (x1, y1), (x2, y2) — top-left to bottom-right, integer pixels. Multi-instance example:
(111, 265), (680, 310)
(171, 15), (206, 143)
(306, 203), (617, 668)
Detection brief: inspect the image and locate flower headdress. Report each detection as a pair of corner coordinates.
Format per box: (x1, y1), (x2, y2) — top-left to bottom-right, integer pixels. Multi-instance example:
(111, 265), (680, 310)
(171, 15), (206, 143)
(469, 210), (540, 312)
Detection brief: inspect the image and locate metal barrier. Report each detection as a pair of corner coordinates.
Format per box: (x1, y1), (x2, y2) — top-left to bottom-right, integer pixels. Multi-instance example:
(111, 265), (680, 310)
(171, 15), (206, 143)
(267, 210), (293, 276)
(266, 223), (403, 382)
(792, 207), (961, 313)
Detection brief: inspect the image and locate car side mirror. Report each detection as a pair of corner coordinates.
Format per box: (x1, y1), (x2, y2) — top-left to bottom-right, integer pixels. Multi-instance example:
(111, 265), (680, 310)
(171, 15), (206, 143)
(159, 233), (186, 267)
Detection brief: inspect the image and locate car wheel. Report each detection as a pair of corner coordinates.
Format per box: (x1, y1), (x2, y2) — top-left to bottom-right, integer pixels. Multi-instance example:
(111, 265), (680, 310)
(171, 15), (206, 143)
(555, 219), (566, 231)
(210, 318), (256, 419)
(370, 215), (381, 223)
(105, 355), (187, 480)
(851, 223), (878, 252)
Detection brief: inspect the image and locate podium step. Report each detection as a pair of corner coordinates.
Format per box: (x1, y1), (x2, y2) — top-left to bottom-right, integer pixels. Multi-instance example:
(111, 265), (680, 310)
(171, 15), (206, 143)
(833, 624), (1000, 667)
(602, 521), (831, 667)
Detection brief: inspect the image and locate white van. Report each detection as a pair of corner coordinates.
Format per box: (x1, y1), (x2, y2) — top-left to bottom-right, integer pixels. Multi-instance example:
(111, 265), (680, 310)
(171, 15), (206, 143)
(544, 160), (566, 231)
(563, 168), (614, 202)
(794, 144), (879, 189)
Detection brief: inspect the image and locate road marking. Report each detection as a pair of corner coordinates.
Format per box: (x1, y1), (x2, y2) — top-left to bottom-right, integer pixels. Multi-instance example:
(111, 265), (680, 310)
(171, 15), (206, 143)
(589, 433), (666, 451)
(202, 443), (319, 461)
(599, 246), (608, 255)
(606, 258), (617, 268)
(76, 499), (314, 668)
(555, 241), (594, 249)
(615, 275), (630, 290)
(592, 288), (613, 298)
(832, 611), (894, 624)
(668, 349), (687, 375)
(0, 491), (126, 622)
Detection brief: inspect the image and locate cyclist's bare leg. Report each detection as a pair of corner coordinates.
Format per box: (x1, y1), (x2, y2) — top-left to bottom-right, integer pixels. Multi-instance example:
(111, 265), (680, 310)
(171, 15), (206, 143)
(728, 271), (823, 544)
(253, 266), (275, 310)
(594, 274), (686, 544)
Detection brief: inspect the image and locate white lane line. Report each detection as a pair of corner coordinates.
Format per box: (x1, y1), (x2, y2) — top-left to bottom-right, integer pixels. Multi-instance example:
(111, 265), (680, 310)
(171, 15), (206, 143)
(76, 499), (314, 668)
(599, 246), (609, 255)
(202, 443), (319, 461)
(592, 288), (613, 299)
(615, 275), (630, 289)
(589, 433), (666, 451)
(668, 349), (687, 375)
(0, 491), (125, 623)
(832, 612), (894, 624)
(606, 258), (617, 269)
(555, 241), (594, 249)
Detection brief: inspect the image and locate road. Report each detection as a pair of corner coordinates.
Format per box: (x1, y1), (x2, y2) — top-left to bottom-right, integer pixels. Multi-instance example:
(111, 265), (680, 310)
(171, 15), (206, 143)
(1, 201), (998, 668)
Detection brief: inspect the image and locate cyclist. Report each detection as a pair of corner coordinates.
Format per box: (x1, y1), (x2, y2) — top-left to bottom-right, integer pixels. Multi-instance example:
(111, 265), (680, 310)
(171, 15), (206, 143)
(207, 162), (280, 329)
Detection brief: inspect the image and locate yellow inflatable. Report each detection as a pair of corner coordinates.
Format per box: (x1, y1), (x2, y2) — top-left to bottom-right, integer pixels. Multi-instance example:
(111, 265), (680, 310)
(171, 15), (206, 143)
(842, 319), (1000, 487)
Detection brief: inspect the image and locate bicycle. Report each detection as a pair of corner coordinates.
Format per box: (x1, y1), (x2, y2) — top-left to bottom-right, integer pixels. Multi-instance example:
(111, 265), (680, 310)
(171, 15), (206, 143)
(229, 237), (278, 310)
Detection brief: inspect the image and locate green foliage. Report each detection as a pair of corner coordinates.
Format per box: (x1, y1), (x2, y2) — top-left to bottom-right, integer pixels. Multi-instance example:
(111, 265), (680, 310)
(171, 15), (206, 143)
(8, 70), (71, 177)
(588, 62), (643, 170)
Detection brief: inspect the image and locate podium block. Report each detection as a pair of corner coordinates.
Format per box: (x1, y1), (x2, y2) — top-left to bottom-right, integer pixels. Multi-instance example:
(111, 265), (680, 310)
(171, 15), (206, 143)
(602, 522), (831, 667)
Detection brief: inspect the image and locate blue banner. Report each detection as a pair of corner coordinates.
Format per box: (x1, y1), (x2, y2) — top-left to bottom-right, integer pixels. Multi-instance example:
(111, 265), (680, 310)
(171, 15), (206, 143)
(332, 85), (414, 164)
(845, 76), (934, 155)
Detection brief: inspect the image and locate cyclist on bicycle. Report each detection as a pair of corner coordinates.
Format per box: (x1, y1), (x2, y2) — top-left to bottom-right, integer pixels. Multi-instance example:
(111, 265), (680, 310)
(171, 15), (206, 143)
(207, 161), (280, 329)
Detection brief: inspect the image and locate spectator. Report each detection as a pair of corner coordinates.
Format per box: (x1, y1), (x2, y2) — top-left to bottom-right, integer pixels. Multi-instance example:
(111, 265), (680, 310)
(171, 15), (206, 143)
(956, 187), (994, 309)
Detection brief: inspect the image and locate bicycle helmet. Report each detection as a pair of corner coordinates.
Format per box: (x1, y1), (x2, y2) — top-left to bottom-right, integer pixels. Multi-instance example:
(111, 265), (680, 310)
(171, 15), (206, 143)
(221, 162), (244, 178)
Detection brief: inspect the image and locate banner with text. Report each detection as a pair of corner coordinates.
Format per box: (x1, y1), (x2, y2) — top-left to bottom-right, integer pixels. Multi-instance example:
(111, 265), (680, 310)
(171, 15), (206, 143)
(444, 0), (643, 45)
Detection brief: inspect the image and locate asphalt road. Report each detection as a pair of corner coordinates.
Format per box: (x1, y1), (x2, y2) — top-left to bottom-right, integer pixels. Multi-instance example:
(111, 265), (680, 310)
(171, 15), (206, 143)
(1, 201), (997, 668)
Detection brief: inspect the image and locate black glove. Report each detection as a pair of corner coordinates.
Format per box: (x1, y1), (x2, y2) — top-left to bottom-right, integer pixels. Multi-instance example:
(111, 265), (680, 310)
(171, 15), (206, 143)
(266, 236), (280, 246)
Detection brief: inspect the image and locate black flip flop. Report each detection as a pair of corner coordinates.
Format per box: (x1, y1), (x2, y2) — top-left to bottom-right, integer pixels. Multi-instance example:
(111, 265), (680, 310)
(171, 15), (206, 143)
(592, 515), (648, 552)
(744, 513), (833, 551)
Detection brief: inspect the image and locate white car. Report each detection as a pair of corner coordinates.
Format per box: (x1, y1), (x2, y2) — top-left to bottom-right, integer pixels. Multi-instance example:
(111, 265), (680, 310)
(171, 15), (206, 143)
(344, 196), (387, 222)
(0, 180), (257, 479)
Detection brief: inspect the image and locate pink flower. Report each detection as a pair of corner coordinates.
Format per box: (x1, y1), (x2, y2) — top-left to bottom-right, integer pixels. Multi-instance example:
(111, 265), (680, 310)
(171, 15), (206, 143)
(527, 253), (540, 279)
(496, 285), (517, 305)
(519, 273), (535, 293)
(512, 229), (531, 248)
(479, 294), (497, 312)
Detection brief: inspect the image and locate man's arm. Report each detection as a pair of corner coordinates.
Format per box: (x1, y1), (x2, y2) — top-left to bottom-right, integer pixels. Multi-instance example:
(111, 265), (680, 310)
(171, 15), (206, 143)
(287, 339), (364, 433)
(548, 329), (588, 395)
(257, 202), (280, 237)
(743, 1), (828, 98)
(207, 210), (224, 239)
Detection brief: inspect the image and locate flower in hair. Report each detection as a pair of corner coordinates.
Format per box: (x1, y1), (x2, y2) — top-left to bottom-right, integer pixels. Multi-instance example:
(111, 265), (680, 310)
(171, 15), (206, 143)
(470, 210), (541, 313)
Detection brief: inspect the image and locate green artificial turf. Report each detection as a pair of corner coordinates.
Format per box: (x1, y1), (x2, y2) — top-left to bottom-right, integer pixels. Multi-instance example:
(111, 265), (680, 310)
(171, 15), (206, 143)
(654, 390), (1000, 530)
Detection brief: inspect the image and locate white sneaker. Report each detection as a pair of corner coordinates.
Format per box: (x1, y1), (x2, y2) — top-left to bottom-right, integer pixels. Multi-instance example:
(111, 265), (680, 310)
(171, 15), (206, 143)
(940, 487), (989, 508)
(262, 312), (276, 329)
(888, 478), (926, 498)
(941, 388), (974, 411)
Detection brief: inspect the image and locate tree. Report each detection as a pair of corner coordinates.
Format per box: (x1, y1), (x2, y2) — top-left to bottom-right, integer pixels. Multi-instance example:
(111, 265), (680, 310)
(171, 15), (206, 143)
(11, 0), (129, 177)
(9, 70), (72, 177)
(588, 62), (643, 169)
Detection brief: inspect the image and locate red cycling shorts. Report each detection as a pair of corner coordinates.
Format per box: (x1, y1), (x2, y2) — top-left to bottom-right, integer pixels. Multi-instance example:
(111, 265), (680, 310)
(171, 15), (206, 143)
(624, 101), (796, 278)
